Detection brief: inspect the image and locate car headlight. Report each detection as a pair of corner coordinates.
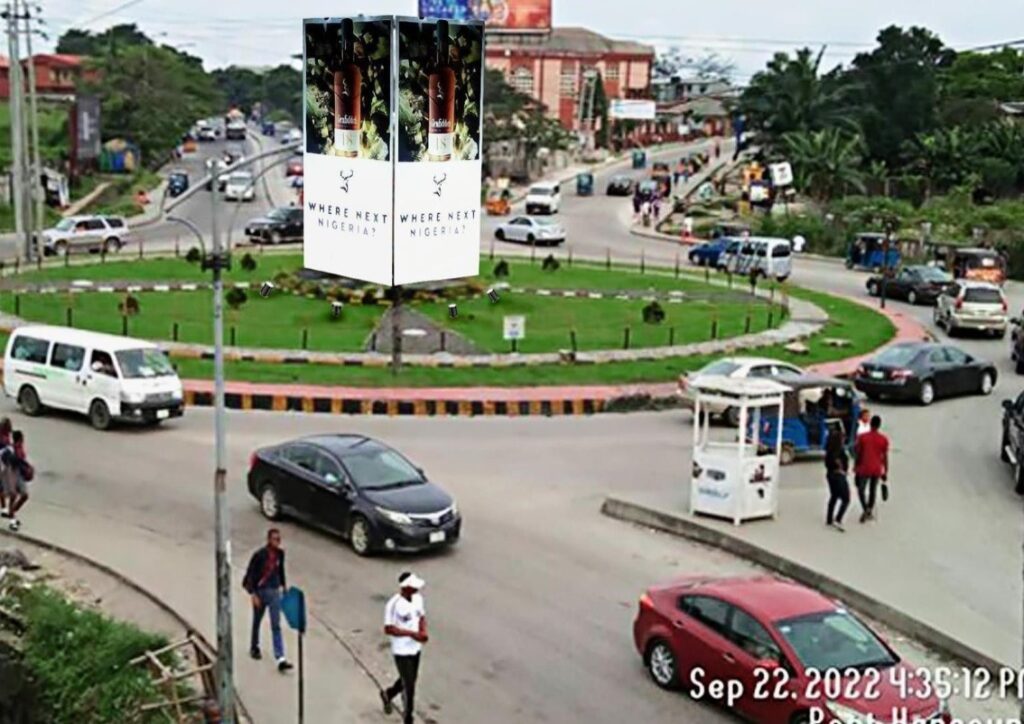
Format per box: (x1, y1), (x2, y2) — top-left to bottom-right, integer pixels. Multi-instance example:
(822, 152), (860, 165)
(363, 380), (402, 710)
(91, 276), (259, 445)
(827, 702), (875, 724)
(376, 507), (412, 525)
(121, 391), (145, 404)
(171, 389), (183, 400)
(450, 501), (458, 517)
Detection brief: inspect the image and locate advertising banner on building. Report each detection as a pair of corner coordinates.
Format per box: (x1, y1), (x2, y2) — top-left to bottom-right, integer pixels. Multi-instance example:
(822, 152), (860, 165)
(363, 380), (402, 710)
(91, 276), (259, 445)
(609, 99), (656, 120)
(393, 17), (484, 285)
(418, 0), (552, 32)
(303, 17), (395, 285)
(74, 95), (102, 161)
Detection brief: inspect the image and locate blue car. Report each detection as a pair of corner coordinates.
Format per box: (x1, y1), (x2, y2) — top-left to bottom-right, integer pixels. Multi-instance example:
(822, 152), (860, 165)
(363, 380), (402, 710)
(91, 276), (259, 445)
(261, 120), (276, 136)
(688, 238), (731, 267)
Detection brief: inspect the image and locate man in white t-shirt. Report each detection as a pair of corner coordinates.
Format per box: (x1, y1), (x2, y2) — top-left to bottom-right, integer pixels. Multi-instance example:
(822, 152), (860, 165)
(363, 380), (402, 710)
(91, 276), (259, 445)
(381, 572), (428, 724)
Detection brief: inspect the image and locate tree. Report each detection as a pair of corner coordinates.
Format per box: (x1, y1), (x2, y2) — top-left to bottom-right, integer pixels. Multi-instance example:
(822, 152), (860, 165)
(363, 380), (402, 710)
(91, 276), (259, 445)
(56, 23), (152, 55)
(939, 48), (1024, 126)
(591, 72), (610, 149)
(739, 47), (856, 149)
(783, 129), (866, 202)
(482, 68), (573, 168)
(847, 26), (954, 168)
(903, 126), (982, 194)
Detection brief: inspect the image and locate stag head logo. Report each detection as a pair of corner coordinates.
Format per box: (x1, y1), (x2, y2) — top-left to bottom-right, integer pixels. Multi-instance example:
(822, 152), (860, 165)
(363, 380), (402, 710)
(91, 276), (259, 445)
(339, 169), (354, 192)
(432, 173), (447, 197)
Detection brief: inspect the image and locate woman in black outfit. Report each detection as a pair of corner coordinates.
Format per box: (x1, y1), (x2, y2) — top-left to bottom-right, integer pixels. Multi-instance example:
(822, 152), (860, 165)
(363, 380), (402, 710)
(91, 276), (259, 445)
(824, 424), (851, 531)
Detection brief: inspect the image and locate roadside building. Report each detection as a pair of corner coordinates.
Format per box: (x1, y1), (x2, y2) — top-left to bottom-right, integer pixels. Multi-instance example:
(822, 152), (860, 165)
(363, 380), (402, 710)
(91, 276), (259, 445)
(0, 54), (96, 100)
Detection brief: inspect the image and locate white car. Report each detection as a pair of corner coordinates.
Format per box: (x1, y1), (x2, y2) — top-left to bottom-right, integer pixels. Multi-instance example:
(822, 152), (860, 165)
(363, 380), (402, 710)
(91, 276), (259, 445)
(678, 356), (804, 426)
(224, 172), (256, 202)
(934, 280), (1008, 338)
(197, 126), (217, 142)
(39, 215), (129, 256)
(494, 216), (566, 246)
(525, 182), (561, 214)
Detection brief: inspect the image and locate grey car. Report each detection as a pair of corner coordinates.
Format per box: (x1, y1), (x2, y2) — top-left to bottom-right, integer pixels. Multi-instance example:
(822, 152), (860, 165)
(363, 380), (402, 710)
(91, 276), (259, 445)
(494, 216), (566, 246)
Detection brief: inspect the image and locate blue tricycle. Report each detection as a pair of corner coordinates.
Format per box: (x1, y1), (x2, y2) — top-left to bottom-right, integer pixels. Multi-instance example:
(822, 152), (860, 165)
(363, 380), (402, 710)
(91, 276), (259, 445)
(846, 232), (901, 272)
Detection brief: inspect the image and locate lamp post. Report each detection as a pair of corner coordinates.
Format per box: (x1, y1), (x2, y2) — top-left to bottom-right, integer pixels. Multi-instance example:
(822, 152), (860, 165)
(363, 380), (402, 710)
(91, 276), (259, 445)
(880, 222), (893, 310)
(165, 139), (300, 724)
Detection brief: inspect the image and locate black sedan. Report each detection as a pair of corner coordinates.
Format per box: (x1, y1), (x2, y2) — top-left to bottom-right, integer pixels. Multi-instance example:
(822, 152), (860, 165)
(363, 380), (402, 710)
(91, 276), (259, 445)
(606, 175), (634, 196)
(247, 434), (461, 556)
(865, 265), (953, 306)
(245, 206), (303, 244)
(853, 342), (996, 406)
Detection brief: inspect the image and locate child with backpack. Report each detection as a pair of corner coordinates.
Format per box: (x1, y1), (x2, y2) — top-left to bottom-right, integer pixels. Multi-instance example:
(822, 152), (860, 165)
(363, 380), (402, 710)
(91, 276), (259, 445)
(2, 431), (34, 531)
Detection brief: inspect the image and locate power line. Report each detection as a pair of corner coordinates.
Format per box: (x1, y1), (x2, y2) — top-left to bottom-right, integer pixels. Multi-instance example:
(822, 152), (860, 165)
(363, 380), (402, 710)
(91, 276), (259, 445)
(72, 0), (145, 30)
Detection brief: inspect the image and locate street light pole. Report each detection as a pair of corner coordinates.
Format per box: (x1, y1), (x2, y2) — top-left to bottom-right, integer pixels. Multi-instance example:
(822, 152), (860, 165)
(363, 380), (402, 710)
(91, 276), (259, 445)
(22, 5), (42, 259)
(880, 225), (891, 311)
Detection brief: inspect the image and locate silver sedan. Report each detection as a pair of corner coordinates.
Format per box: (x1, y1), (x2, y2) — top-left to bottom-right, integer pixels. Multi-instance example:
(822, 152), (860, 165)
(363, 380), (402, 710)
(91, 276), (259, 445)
(494, 216), (566, 246)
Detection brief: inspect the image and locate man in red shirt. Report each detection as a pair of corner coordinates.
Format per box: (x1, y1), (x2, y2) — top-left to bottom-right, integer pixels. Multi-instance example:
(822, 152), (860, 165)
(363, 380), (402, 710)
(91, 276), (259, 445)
(854, 415), (889, 522)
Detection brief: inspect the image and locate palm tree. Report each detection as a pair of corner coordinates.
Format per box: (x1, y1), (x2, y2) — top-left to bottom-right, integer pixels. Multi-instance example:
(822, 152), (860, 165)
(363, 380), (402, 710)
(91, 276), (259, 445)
(783, 129), (866, 202)
(903, 126), (982, 194)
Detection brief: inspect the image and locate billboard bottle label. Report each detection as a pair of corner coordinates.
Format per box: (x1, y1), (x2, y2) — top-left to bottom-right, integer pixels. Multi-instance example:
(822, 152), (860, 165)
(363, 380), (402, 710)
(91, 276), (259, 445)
(334, 18), (362, 157)
(427, 20), (455, 161)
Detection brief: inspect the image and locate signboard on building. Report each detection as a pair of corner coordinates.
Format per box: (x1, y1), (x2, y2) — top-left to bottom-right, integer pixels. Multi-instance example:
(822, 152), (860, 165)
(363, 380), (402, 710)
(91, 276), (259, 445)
(74, 95), (101, 161)
(302, 16), (484, 286)
(418, 0), (552, 32)
(609, 99), (656, 120)
(503, 315), (526, 340)
(769, 162), (794, 188)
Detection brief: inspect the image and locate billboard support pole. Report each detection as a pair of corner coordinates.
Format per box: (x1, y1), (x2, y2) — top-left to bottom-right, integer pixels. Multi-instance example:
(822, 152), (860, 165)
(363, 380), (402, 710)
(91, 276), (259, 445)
(391, 286), (402, 376)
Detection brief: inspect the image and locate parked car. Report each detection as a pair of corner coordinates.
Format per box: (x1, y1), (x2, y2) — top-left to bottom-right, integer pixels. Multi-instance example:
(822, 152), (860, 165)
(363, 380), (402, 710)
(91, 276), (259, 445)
(39, 215), (128, 256)
(633, 575), (950, 724)
(286, 159), (304, 177)
(4, 326), (184, 430)
(999, 392), (1024, 494)
(167, 170), (190, 197)
(525, 182), (561, 214)
(933, 280), (1008, 338)
(247, 434), (461, 556)
(853, 341), (996, 405)
(494, 216), (566, 246)
(678, 357), (804, 426)
(245, 206), (303, 244)
(606, 175), (634, 196)
(688, 238), (731, 267)
(223, 171), (255, 202)
(865, 265), (953, 305)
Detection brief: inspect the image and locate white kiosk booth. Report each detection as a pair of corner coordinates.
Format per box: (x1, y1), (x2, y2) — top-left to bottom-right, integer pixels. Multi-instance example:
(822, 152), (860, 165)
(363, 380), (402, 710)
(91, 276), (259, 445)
(689, 376), (787, 525)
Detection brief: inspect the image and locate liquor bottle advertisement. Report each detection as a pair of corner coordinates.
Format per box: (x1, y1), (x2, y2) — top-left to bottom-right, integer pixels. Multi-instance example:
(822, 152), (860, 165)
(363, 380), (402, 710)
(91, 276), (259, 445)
(394, 17), (484, 285)
(302, 17), (394, 285)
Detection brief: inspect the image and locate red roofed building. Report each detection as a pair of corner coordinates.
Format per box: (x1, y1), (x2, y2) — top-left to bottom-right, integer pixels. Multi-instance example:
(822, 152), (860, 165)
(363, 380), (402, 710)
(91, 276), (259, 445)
(0, 53), (96, 100)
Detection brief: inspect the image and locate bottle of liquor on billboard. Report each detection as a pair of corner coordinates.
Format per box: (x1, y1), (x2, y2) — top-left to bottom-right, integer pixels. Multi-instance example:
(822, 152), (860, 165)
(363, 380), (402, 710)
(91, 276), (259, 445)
(427, 20), (456, 162)
(334, 18), (362, 158)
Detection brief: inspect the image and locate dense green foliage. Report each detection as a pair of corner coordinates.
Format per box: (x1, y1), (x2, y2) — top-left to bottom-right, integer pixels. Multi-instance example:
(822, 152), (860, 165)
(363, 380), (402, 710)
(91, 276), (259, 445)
(211, 65), (302, 122)
(483, 68), (575, 161)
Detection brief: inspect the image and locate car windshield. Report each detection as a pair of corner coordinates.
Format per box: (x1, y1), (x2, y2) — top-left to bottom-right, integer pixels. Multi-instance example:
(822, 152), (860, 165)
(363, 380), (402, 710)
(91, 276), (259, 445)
(529, 187), (555, 196)
(962, 254), (1000, 269)
(54, 218), (76, 231)
(873, 346), (920, 366)
(115, 348), (176, 378)
(916, 267), (951, 282)
(267, 208), (289, 220)
(964, 287), (1003, 304)
(343, 447), (423, 490)
(533, 217), (558, 226)
(775, 610), (897, 671)
(228, 173), (252, 184)
(697, 360), (741, 376)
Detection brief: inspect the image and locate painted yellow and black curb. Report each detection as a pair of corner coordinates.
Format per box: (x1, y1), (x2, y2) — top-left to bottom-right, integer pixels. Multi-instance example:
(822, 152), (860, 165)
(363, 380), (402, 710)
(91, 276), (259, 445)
(183, 389), (607, 417)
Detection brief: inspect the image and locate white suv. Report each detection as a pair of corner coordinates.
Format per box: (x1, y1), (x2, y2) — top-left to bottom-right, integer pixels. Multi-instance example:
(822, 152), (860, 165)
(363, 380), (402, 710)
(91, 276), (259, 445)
(934, 280), (1008, 338)
(525, 182), (561, 214)
(40, 215), (129, 256)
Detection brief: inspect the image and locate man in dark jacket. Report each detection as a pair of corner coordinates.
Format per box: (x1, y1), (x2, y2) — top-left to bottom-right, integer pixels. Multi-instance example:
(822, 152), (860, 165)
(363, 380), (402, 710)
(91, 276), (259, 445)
(243, 528), (292, 671)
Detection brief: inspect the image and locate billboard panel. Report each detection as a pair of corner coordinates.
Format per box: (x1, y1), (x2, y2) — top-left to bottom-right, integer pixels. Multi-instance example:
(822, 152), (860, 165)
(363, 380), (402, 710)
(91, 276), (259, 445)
(75, 95), (102, 161)
(393, 18), (484, 285)
(418, 0), (551, 32)
(609, 99), (656, 120)
(302, 17), (394, 285)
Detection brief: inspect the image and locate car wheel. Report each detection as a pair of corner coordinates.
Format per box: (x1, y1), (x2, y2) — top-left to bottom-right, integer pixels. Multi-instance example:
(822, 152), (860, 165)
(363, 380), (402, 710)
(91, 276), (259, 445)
(1001, 429), (1011, 463)
(349, 515), (373, 557)
(1015, 355), (1024, 375)
(527, 233), (536, 244)
(259, 483), (282, 520)
(645, 640), (678, 690)
(844, 259), (854, 270)
(867, 281), (879, 297)
(89, 399), (112, 430)
(17, 386), (41, 416)
(780, 443), (796, 466)
(979, 371), (995, 396)
(54, 240), (68, 256)
(790, 714), (811, 724)
(1016, 463), (1024, 496)
(270, 231), (282, 245)
(918, 380), (935, 406)
(907, 290), (918, 305)
(864, 391), (880, 402)
(104, 237), (121, 253)
(723, 406), (741, 427)
(495, 229), (505, 241)
(995, 328), (1007, 340)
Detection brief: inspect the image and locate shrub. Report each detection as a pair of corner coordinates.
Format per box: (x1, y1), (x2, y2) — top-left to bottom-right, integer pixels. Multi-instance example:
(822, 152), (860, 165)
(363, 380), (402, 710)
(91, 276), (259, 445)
(240, 253), (258, 272)
(642, 300), (666, 324)
(542, 254), (560, 271)
(226, 287), (248, 310)
(118, 294), (140, 317)
(360, 288), (379, 305)
(493, 260), (510, 277)
(184, 246), (202, 264)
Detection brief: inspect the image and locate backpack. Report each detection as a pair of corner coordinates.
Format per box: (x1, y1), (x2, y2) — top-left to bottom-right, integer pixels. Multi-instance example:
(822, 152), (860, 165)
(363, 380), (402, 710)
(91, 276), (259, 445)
(20, 460), (33, 483)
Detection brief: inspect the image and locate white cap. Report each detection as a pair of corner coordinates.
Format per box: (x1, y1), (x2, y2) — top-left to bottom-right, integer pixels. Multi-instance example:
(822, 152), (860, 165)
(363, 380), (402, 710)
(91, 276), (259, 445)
(400, 573), (425, 591)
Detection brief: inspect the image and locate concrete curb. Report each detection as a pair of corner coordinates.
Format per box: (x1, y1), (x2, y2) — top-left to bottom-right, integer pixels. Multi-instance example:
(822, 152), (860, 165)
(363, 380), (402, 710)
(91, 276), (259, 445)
(599, 496), (1011, 676)
(0, 527), (254, 723)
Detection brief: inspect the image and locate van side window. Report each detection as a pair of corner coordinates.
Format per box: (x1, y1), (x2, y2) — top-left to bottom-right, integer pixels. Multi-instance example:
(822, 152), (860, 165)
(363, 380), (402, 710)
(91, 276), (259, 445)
(11, 335), (49, 363)
(90, 350), (117, 377)
(51, 343), (85, 372)
(772, 245), (792, 258)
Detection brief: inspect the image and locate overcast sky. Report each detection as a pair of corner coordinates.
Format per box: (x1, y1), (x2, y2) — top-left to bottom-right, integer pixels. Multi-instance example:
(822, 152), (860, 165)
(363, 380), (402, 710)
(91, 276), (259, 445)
(39, 0), (1024, 79)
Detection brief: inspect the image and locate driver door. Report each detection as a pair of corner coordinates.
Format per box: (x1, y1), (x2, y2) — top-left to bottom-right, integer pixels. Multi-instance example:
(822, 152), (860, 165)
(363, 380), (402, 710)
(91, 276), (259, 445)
(308, 450), (356, 534)
(723, 606), (795, 723)
(926, 348), (957, 398)
(940, 346), (974, 396)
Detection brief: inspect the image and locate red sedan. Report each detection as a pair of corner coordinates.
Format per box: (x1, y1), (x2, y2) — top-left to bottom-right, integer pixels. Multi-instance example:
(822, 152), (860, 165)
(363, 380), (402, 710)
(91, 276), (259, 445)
(633, 576), (951, 724)
(286, 159), (304, 177)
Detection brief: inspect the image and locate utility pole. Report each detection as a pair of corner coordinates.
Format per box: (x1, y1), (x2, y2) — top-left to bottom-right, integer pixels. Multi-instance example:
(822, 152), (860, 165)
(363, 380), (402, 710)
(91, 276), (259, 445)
(22, 2), (42, 258)
(5, 0), (26, 255)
